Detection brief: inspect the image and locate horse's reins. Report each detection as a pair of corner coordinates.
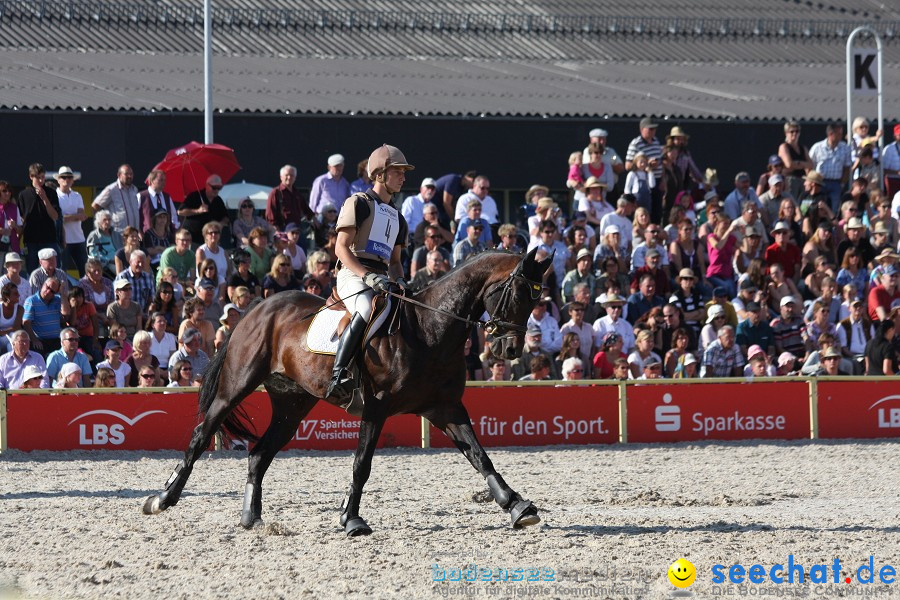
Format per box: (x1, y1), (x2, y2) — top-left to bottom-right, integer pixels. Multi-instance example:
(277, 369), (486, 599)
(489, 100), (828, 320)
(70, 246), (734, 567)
(382, 289), (526, 335)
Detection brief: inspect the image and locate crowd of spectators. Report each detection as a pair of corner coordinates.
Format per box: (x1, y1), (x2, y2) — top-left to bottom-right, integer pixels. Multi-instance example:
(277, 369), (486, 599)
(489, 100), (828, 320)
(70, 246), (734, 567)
(2, 118), (900, 389)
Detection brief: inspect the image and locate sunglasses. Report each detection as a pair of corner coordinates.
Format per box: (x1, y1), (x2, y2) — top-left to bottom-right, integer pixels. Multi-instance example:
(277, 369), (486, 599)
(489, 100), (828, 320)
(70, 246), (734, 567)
(209, 185), (223, 190)
(570, 369), (584, 373)
(427, 235), (442, 240)
(140, 373), (155, 379)
(207, 230), (221, 235)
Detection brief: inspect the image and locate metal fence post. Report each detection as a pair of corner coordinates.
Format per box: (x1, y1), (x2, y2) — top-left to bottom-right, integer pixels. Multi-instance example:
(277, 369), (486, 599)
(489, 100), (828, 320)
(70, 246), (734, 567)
(0, 389), (6, 454)
(808, 378), (819, 440)
(421, 417), (431, 449)
(618, 381), (628, 443)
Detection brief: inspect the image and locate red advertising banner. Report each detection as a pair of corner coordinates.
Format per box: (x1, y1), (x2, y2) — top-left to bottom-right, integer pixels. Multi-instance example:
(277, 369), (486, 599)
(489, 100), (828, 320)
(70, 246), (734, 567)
(428, 385), (620, 448)
(626, 382), (810, 443)
(239, 392), (422, 451)
(817, 381), (900, 439)
(6, 392), (203, 451)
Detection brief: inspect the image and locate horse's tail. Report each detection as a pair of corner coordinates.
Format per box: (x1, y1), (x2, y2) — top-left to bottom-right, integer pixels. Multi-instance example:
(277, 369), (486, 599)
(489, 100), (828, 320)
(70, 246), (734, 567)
(197, 334), (260, 444)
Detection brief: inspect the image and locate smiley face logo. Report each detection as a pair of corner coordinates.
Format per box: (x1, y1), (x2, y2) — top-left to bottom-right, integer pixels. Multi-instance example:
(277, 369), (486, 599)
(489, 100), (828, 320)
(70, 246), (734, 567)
(668, 558), (696, 588)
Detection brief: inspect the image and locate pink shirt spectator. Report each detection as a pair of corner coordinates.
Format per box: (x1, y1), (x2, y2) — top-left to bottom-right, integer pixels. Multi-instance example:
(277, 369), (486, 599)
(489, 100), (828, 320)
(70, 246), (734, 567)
(706, 233), (737, 280)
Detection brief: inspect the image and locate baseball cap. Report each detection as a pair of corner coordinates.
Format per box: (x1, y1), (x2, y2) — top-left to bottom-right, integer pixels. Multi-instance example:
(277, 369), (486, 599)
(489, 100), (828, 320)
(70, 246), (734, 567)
(778, 352), (796, 368)
(883, 264), (898, 276)
(572, 211), (588, 221)
(181, 327), (201, 343)
(639, 117), (658, 129)
(113, 278), (132, 291)
(421, 177), (436, 188)
(703, 190), (719, 202)
(739, 279), (758, 291)
(646, 248), (661, 259)
(284, 222), (300, 233)
(104, 339), (122, 352)
(327, 153), (344, 167)
(467, 218), (486, 229)
(713, 286), (728, 298)
(706, 304), (725, 323)
(747, 344), (765, 360)
(604, 224), (621, 235)
(602, 332), (621, 347)
(768, 174), (784, 186)
(589, 128), (608, 138)
(746, 301), (761, 312)
(768, 155), (784, 167)
(735, 171), (751, 182)
(198, 277), (217, 289)
(780, 295), (797, 307)
(576, 248), (592, 262)
(526, 328), (542, 337)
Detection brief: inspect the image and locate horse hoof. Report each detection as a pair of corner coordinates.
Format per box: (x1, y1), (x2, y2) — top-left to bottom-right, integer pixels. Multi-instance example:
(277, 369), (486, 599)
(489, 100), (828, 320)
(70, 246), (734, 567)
(142, 494), (164, 515)
(344, 517), (373, 537)
(510, 500), (540, 529)
(240, 514), (262, 529)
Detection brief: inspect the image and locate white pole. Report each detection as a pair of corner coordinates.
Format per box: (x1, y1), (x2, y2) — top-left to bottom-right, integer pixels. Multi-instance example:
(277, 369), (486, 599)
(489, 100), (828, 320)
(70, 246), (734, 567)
(846, 27), (883, 152)
(204, 0), (213, 143)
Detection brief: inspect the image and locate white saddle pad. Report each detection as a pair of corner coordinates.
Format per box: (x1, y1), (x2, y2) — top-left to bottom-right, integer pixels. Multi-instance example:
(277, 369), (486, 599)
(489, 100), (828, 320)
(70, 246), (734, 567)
(305, 299), (391, 355)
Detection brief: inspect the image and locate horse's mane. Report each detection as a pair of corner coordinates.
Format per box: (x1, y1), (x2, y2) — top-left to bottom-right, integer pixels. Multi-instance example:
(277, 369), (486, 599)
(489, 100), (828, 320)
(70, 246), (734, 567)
(415, 250), (521, 304)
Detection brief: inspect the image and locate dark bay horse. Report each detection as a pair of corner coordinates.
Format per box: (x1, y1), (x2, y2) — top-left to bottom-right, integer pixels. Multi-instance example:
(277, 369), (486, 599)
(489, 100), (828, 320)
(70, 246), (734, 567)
(142, 249), (552, 536)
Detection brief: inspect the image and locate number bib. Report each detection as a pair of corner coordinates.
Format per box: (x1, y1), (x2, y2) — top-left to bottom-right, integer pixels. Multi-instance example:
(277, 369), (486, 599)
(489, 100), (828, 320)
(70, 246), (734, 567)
(364, 202), (400, 261)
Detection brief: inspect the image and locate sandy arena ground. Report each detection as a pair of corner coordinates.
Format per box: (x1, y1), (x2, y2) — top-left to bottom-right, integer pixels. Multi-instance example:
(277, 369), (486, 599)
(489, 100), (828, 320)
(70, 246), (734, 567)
(2, 440), (900, 599)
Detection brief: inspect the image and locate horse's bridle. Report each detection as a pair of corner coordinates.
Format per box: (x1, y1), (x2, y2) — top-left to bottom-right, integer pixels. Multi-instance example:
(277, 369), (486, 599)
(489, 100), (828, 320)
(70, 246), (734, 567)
(384, 260), (543, 336)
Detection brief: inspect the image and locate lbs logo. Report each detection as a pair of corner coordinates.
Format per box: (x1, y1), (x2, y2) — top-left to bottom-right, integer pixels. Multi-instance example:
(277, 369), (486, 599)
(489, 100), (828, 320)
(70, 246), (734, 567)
(870, 395), (900, 428)
(68, 410), (167, 446)
(655, 393), (681, 432)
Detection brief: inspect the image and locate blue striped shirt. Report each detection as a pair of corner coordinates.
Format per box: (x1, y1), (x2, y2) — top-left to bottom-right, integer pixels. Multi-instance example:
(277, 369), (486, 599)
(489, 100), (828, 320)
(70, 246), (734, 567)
(23, 292), (62, 340)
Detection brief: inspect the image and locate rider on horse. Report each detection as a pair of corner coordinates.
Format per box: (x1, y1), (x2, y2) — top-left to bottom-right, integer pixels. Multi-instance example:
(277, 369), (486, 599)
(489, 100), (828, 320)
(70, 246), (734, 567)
(326, 144), (414, 402)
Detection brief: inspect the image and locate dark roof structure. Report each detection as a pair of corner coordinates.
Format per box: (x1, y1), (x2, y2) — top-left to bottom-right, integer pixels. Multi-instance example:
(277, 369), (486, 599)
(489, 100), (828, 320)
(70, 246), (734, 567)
(0, 0), (898, 120)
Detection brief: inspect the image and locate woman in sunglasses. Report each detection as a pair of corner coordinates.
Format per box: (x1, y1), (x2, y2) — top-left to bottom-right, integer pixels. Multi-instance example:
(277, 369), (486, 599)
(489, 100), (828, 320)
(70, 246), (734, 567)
(231, 197), (272, 249)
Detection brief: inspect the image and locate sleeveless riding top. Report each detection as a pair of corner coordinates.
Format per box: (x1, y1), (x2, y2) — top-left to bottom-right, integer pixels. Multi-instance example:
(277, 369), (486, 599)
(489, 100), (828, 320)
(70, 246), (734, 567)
(336, 191), (408, 272)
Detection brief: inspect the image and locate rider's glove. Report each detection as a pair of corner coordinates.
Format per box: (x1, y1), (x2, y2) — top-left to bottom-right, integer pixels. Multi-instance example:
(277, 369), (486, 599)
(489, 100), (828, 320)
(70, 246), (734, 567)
(395, 278), (410, 293)
(363, 272), (391, 294)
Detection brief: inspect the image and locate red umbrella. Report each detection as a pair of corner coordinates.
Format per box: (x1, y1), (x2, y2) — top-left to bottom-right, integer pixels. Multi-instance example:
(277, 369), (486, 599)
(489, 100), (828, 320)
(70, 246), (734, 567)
(153, 141), (241, 202)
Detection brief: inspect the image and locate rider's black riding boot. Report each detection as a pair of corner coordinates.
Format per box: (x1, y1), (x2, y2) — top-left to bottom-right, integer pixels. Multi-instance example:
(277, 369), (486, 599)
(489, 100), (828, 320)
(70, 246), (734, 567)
(326, 313), (367, 402)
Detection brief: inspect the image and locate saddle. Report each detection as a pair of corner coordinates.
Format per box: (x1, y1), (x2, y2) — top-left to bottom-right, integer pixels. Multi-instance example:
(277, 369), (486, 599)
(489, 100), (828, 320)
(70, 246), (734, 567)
(327, 286), (401, 337)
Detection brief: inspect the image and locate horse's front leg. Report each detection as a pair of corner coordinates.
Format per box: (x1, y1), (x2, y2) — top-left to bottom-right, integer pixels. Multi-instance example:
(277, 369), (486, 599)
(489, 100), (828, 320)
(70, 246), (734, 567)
(339, 396), (386, 536)
(431, 404), (540, 529)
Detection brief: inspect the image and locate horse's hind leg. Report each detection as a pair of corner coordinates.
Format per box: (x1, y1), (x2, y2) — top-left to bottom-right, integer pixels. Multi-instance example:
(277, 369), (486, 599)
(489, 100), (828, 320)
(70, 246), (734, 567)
(429, 404), (540, 529)
(339, 397), (386, 537)
(240, 391), (317, 528)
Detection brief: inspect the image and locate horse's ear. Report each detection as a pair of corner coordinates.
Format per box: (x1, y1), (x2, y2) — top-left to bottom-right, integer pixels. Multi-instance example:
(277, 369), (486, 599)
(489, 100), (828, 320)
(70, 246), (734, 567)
(524, 247), (538, 264)
(537, 250), (554, 274)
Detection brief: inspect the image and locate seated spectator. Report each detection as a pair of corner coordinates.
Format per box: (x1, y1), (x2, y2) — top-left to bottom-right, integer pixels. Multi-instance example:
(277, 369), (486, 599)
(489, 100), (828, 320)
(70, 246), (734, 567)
(263, 254), (302, 299)
(0, 330), (47, 388)
(672, 352), (698, 379)
(593, 293), (635, 354)
(596, 257), (630, 300)
(559, 301), (594, 370)
(664, 328), (692, 378)
(867, 265), (900, 323)
(246, 226), (274, 281)
(701, 325), (745, 377)
(167, 327), (210, 382)
(599, 197), (635, 256)
(704, 287), (738, 328)
(529, 220), (569, 286)
(215, 303), (243, 353)
(29, 248), (68, 301)
(20, 364), (45, 389)
(837, 298), (872, 369)
(178, 297), (216, 358)
(518, 353), (552, 381)
(146, 281), (180, 335)
(413, 202), (453, 248)
(772, 296), (808, 361)
(0, 281), (23, 354)
(776, 352), (798, 376)
(669, 220), (707, 288)
(611, 357), (630, 380)
(496, 223), (523, 254)
(592, 332), (624, 379)
(805, 300), (839, 354)
(455, 198), (493, 246)
(865, 320), (896, 376)
(563, 220), (594, 269)
(195, 278), (223, 327)
(306, 250), (335, 298)
(815, 346), (850, 376)
(46, 327), (92, 387)
(768, 263), (803, 316)
(233, 197), (272, 249)
(53, 362), (83, 389)
(126, 330), (159, 387)
(836, 247), (868, 300)
(736, 301), (775, 358)
(561, 249), (596, 305)
(527, 298), (562, 354)
(158, 229), (196, 292)
(637, 357), (663, 380)
(96, 339), (132, 388)
(593, 224), (627, 274)
(452, 218), (487, 267)
(626, 274), (665, 325)
(115, 249), (156, 310)
(228, 249), (262, 300)
(64, 286), (99, 362)
(743, 344), (776, 379)
(143, 208), (175, 271)
(837, 217), (876, 266)
(107, 279), (142, 338)
(149, 312), (177, 369)
(410, 225), (452, 278)
(23, 277), (67, 355)
(628, 330), (662, 379)
(93, 366), (116, 388)
(700, 304), (728, 352)
(732, 201), (769, 245)
(195, 258), (226, 304)
(301, 277), (324, 299)
(510, 329), (559, 381)
(166, 359), (198, 388)
(410, 250), (447, 291)
(86, 210), (123, 277)
(560, 357), (584, 381)
(630, 248), (669, 297)
(562, 283), (602, 325)
(114, 226), (142, 275)
(630, 223), (669, 270)
(196, 222), (232, 293)
(108, 323), (132, 361)
(136, 365), (160, 388)
(484, 357), (508, 382)
(0, 252), (31, 309)
(555, 332), (583, 379)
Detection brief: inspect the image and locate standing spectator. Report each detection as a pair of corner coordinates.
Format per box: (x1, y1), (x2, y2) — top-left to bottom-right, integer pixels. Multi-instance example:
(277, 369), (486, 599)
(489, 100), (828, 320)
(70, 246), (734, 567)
(701, 325), (744, 377)
(705, 218), (739, 298)
(599, 197), (636, 254)
(580, 128), (625, 183)
(771, 296), (807, 360)
(55, 166), (87, 277)
(18, 163), (61, 273)
(432, 171), (477, 227)
(92, 164), (140, 235)
(623, 153), (656, 217)
(809, 123), (852, 213)
(96, 339), (131, 387)
(625, 117), (664, 223)
(309, 154), (350, 215)
(865, 320), (896, 376)
(29, 248), (68, 301)
(114, 250), (155, 310)
(0, 330), (47, 388)
(107, 279), (142, 338)
(0, 179), (23, 264)
(665, 126), (704, 190)
(45, 327), (92, 387)
(179, 175), (229, 246)
(778, 121), (814, 201)
(149, 312), (178, 369)
(0, 282), (23, 354)
(23, 278), (66, 354)
(138, 169), (179, 234)
(0, 253), (29, 308)
(723, 172), (761, 221)
(266, 165), (314, 235)
(86, 210), (123, 277)
(571, 145), (616, 205)
(765, 221), (802, 282)
(401, 178), (437, 235)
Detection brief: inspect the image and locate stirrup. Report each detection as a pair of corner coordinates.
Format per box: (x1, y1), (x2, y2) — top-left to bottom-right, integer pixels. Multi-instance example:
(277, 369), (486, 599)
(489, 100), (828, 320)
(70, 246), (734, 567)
(326, 369), (356, 401)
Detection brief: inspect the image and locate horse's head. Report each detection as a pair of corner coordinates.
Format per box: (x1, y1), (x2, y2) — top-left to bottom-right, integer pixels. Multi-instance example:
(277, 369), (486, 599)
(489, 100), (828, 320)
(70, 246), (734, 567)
(484, 248), (552, 360)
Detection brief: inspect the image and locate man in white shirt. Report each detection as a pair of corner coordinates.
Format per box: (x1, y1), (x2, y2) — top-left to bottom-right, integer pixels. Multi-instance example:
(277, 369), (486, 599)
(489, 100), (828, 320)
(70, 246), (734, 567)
(599, 197), (635, 252)
(592, 293), (635, 354)
(92, 164), (141, 235)
(723, 172), (762, 220)
(400, 177), (436, 235)
(526, 298), (562, 354)
(454, 176), (498, 224)
(837, 299), (872, 368)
